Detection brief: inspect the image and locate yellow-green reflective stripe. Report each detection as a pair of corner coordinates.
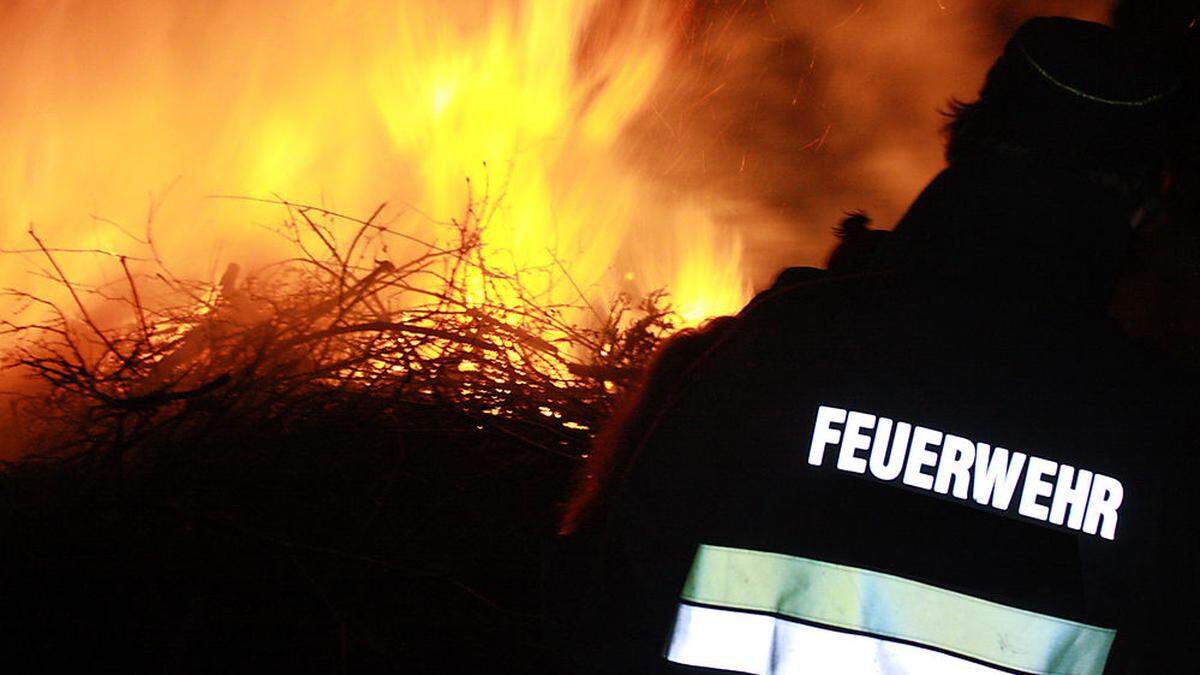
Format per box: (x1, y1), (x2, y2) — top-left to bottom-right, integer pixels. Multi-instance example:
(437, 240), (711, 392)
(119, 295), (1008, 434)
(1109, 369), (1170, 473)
(681, 545), (1115, 675)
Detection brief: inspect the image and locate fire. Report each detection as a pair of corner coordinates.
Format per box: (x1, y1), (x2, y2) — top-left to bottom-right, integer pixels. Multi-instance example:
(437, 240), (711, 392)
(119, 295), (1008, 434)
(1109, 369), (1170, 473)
(367, 0), (707, 308)
(0, 0), (1118, 461)
(0, 0), (750, 343)
(0, 0), (1115, 354)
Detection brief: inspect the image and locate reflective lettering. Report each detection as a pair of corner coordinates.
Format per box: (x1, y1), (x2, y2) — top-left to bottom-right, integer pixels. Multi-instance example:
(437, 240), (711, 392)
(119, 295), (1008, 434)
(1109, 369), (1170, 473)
(1019, 457), (1058, 522)
(973, 445), (1026, 510)
(806, 406), (1124, 541)
(837, 411), (875, 474)
(934, 434), (975, 499)
(1049, 465), (1093, 530)
(1083, 475), (1123, 541)
(902, 427), (942, 491)
(869, 419), (910, 481)
(809, 406), (847, 466)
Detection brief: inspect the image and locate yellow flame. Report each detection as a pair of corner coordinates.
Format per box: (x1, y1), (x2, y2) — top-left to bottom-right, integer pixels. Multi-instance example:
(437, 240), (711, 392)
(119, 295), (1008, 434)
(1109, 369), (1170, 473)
(667, 206), (752, 326)
(369, 0), (684, 307)
(0, 0), (750, 340)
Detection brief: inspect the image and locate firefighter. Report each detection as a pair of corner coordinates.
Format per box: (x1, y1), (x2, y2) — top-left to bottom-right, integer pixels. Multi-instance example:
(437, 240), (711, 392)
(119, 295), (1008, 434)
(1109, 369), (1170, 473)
(566, 16), (1193, 674)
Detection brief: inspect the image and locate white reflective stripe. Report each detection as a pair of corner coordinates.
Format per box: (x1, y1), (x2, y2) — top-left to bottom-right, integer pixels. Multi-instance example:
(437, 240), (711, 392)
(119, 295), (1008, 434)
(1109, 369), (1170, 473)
(678, 545), (1114, 674)
(667, 603), (1013, 675)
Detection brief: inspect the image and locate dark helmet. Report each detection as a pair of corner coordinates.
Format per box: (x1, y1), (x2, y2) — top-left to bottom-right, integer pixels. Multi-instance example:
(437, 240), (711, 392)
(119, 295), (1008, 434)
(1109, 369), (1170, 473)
(946, 17), (1183, 174)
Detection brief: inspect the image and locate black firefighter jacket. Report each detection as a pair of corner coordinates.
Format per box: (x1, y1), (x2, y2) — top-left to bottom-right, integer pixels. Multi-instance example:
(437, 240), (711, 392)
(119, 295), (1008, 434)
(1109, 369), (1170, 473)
(585, 159), (1197, 674)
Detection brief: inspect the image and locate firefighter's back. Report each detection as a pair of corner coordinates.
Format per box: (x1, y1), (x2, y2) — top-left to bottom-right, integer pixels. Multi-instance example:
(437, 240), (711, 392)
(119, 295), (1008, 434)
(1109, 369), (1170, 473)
(604, 268), (1188, 674)
(588, 16), (1193, 674)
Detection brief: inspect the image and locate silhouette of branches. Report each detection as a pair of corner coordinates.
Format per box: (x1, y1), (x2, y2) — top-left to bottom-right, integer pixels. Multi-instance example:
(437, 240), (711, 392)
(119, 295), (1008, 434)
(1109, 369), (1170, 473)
(2, 197), (678, 462)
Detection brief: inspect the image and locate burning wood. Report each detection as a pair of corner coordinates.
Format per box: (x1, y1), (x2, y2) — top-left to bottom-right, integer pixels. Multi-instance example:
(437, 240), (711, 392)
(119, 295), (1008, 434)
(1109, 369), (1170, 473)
(2, 198), (678, 461)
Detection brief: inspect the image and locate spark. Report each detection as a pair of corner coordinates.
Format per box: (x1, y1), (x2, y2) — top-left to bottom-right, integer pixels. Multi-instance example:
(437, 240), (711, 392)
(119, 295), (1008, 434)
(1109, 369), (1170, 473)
(792, 77), (806, 106)
(696, 82), (728, 107)
(833, 4), (864, 30)
(801, 125), (832, 153)
(715, 0), (750, 46)
(764, 0), (780, 27)
(651, 105), (679, 138)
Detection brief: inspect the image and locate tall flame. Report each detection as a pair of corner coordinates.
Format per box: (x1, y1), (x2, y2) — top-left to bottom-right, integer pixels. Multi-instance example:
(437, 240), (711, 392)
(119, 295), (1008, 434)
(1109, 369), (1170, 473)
(0, 0), (1111, 346)
(0, 0), (751, 335)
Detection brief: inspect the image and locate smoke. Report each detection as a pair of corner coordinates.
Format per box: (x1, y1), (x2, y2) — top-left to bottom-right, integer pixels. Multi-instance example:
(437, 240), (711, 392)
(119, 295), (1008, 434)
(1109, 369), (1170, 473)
(0, 0), (1113, 304)
(627, 0), (1111, 285)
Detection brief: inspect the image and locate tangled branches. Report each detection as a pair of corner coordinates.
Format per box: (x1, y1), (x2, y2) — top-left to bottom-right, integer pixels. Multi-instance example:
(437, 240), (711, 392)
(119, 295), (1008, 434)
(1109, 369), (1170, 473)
(2, 197), (679, 462)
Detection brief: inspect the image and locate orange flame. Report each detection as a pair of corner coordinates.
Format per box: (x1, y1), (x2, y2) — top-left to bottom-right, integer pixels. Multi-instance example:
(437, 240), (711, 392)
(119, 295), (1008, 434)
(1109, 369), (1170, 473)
(0, 0), (1113, 347)
(0, 0), (750, 337)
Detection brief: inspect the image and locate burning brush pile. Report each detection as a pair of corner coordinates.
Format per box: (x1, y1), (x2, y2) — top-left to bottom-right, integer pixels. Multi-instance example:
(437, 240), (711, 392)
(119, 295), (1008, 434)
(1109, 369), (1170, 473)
(0, 1), (744, 667)
(0, 199), (680, 671)
(4, 197), (674, 461)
